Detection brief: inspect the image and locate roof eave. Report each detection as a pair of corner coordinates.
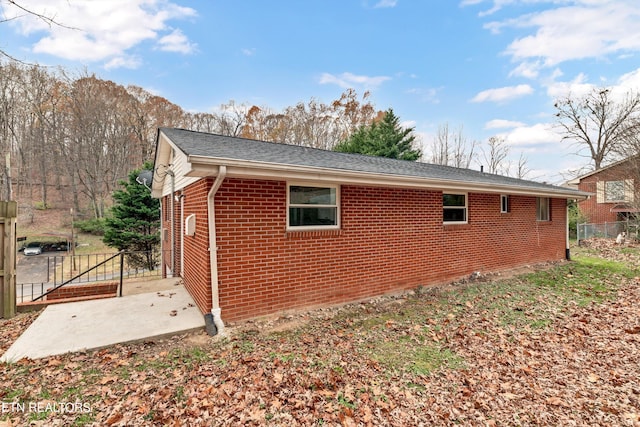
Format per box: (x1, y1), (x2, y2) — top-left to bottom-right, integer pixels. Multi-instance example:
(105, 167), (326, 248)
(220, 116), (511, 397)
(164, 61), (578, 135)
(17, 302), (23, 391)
(151, 131), (177, 198)
(187, 155), (590, 200)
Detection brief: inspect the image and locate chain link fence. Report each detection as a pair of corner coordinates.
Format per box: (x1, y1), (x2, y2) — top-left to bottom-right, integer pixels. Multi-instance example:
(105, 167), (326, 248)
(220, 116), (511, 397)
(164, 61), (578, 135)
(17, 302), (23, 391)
(577, 220), (640, 242)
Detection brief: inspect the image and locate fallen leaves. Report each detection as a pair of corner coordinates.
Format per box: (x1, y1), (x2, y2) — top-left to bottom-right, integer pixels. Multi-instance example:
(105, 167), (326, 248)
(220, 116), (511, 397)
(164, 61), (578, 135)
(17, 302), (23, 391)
(1, 242), (640, 426)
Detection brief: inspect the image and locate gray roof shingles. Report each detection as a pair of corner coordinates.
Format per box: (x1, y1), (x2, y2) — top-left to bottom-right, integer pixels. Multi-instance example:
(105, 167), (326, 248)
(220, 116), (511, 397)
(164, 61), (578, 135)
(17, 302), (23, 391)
(160, 127), (584, 196)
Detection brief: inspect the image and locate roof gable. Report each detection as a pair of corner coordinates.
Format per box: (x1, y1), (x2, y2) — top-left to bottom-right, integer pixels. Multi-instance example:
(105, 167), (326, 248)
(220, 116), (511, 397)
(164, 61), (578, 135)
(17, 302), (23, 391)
(568, 156), (640, 184)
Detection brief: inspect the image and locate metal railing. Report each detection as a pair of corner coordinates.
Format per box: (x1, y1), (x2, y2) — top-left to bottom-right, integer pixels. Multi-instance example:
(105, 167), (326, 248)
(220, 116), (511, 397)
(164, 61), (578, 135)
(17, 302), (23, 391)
(16, 250), (160, 303)
(577, 220), (640, 242)
(45, 251), (160, 284)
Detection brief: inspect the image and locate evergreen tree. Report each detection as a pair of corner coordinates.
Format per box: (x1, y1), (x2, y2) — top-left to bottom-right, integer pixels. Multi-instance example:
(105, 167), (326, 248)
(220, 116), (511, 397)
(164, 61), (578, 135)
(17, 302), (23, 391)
(334, 108), (422, 161)
(103, 162), (160, 270)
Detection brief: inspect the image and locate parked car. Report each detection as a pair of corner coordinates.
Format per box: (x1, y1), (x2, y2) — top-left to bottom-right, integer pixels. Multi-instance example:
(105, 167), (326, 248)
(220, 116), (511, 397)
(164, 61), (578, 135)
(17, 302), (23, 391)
(42, 241), (70, 252)
(23, 242), (43, 256)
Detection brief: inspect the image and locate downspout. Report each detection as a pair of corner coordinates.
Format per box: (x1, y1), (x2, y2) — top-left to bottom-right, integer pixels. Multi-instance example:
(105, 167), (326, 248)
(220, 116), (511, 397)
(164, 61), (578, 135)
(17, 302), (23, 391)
(167, 170), (175, 278)
(206, 165), (227, 335)
(178, 193), (185, 277)
(566, 200), (571, 261)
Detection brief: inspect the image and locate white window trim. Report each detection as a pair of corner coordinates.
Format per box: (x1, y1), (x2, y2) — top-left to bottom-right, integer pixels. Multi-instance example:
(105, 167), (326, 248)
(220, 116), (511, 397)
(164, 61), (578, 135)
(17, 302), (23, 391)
(597, 179), (635, 204)
(500, 195), (510, 213)
(443, 192), (468, 224)
(286, 182), (341, 231)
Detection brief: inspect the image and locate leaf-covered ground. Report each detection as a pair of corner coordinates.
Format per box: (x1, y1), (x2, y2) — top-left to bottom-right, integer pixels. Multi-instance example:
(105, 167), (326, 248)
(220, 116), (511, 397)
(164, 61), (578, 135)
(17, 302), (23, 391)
(1, 239), (640, 426)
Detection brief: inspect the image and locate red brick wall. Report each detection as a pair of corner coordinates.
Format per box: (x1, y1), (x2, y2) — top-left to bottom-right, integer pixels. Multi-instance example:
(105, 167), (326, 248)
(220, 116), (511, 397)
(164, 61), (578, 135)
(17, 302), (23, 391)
(46, 282), (118, 300)
(177, 178), (568, 322)
(576, 162), (638, 223)
(181, 179), (215, 313)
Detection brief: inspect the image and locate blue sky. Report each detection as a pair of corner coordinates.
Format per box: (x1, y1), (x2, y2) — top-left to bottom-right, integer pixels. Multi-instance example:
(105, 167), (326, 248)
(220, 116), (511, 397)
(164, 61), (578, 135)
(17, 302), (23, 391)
(2, 0), (640, 183)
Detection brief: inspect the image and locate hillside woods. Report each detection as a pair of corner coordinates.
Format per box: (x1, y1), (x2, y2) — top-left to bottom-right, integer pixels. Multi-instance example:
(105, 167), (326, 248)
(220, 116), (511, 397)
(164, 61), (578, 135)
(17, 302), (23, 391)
(1, 61), (378, 219)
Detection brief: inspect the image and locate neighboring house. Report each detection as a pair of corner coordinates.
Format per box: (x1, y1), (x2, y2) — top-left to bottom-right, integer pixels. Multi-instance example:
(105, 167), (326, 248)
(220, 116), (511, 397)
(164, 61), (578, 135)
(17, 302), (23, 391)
(151, 128), (589, 330)
(568, 157), (639, 224)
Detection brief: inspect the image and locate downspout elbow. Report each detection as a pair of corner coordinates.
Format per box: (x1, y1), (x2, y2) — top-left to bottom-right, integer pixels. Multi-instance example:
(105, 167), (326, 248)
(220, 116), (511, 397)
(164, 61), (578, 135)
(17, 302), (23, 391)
(207, 165), (227, 336)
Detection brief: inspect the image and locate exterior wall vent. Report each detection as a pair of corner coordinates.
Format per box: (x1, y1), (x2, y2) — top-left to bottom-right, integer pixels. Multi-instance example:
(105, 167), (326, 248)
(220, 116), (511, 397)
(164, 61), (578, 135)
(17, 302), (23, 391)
(185, 214), (196, 236)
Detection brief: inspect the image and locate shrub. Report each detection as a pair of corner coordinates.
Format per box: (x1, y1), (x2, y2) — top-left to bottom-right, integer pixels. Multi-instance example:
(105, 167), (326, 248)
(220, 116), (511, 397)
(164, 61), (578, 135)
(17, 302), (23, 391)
(75, 218), (107, 236)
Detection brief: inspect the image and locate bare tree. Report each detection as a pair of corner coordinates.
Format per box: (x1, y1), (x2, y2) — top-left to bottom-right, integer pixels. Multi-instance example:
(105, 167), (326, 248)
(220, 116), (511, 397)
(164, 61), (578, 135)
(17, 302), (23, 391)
(18, 65), (64, 208)
(62, 74), (139, 217)
(479, 136), (510, 175)
(186, 111), (219, 134)
(429, 123), (478, 168)
(240, 90), (379, 150)
(331, 89), (377, 141)
(513, 152), (531, 179)
(0, 0), (77, 61)
(127, 85), (186, 164)
(0, 62), (21, 200)
(214, 100), (248, 137)
(241, 105), (293, 143)
(555, 87), (640, 170)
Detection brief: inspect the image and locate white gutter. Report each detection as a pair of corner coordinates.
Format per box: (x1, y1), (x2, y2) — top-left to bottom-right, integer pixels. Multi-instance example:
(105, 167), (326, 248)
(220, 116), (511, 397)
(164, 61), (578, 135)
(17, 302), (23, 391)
(179, 193), (185, 276)
(186, 157), (591, 201)
(207, 165), (227, 335)
(566, 202), (571, 260)
(167, 170), (175, 277)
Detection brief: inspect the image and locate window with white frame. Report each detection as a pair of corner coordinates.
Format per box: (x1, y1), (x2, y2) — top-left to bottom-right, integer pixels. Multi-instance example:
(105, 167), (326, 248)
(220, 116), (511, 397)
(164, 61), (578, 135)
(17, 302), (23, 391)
(501, 195), (510, 213)
(443, 193), (467, 223)
(288, 184), (339, 229)
(536, 197), (550, 221)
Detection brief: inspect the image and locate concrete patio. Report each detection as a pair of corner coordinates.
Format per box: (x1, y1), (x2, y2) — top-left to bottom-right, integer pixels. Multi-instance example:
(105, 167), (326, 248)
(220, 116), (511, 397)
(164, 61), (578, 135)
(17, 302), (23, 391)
(1, 281), (205, 362)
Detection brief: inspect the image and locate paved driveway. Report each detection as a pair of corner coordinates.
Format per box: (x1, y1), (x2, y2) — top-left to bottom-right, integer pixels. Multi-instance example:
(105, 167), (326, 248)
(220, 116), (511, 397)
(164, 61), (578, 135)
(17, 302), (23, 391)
(16, 253), (62, 302)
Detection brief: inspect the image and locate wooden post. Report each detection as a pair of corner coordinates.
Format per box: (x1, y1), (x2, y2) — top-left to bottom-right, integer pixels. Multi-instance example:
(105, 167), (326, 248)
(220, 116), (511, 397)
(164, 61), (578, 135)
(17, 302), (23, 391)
(1, 201), (17, 318)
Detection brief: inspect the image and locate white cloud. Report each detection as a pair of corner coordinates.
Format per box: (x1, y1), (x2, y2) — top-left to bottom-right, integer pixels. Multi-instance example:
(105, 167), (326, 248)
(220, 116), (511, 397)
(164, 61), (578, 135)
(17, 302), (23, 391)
(4, 0), (197, 67)
(487, 1), (640, 67)
(104, 55), (142, 70)
(242, 48), (257, 56)
(157, 29), (196, 53)
(373, 0), (398, 8)
(484, 119), (526, 129)
(471, 84), (534, 103)
(508, 61), (541, 79)
(461, 0), (522, 17)
(406, 87), (441, 104)
(617, 68), (640, 93)
(545, 72), (595, 99)
(498, 122), (560, 147)
(319, 72), (391, 89)
(544, 66), (640, 106)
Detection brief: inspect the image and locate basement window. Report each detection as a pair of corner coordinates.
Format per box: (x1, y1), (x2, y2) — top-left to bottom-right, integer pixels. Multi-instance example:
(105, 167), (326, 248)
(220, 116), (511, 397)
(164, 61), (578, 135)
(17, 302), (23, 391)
(287, 184), (339, 229)
(443, 193), (467, 223)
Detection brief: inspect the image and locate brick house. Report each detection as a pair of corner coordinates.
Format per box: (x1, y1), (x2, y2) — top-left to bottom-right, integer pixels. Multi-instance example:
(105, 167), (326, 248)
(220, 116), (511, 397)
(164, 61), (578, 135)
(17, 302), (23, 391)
(568, 157), (639, 224)
(151, 128), (589, 332)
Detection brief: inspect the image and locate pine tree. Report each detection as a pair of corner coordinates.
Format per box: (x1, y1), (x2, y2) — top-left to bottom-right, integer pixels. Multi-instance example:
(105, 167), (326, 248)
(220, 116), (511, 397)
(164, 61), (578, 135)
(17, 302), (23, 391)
(334, 108), (421, 161)
(103, 162), (160, 270)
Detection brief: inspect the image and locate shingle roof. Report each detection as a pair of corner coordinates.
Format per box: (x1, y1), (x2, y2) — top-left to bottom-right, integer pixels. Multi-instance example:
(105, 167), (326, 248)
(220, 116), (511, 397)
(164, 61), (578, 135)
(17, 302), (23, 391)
(159, 127), (587, 197)
(567, 155), (640, 184)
